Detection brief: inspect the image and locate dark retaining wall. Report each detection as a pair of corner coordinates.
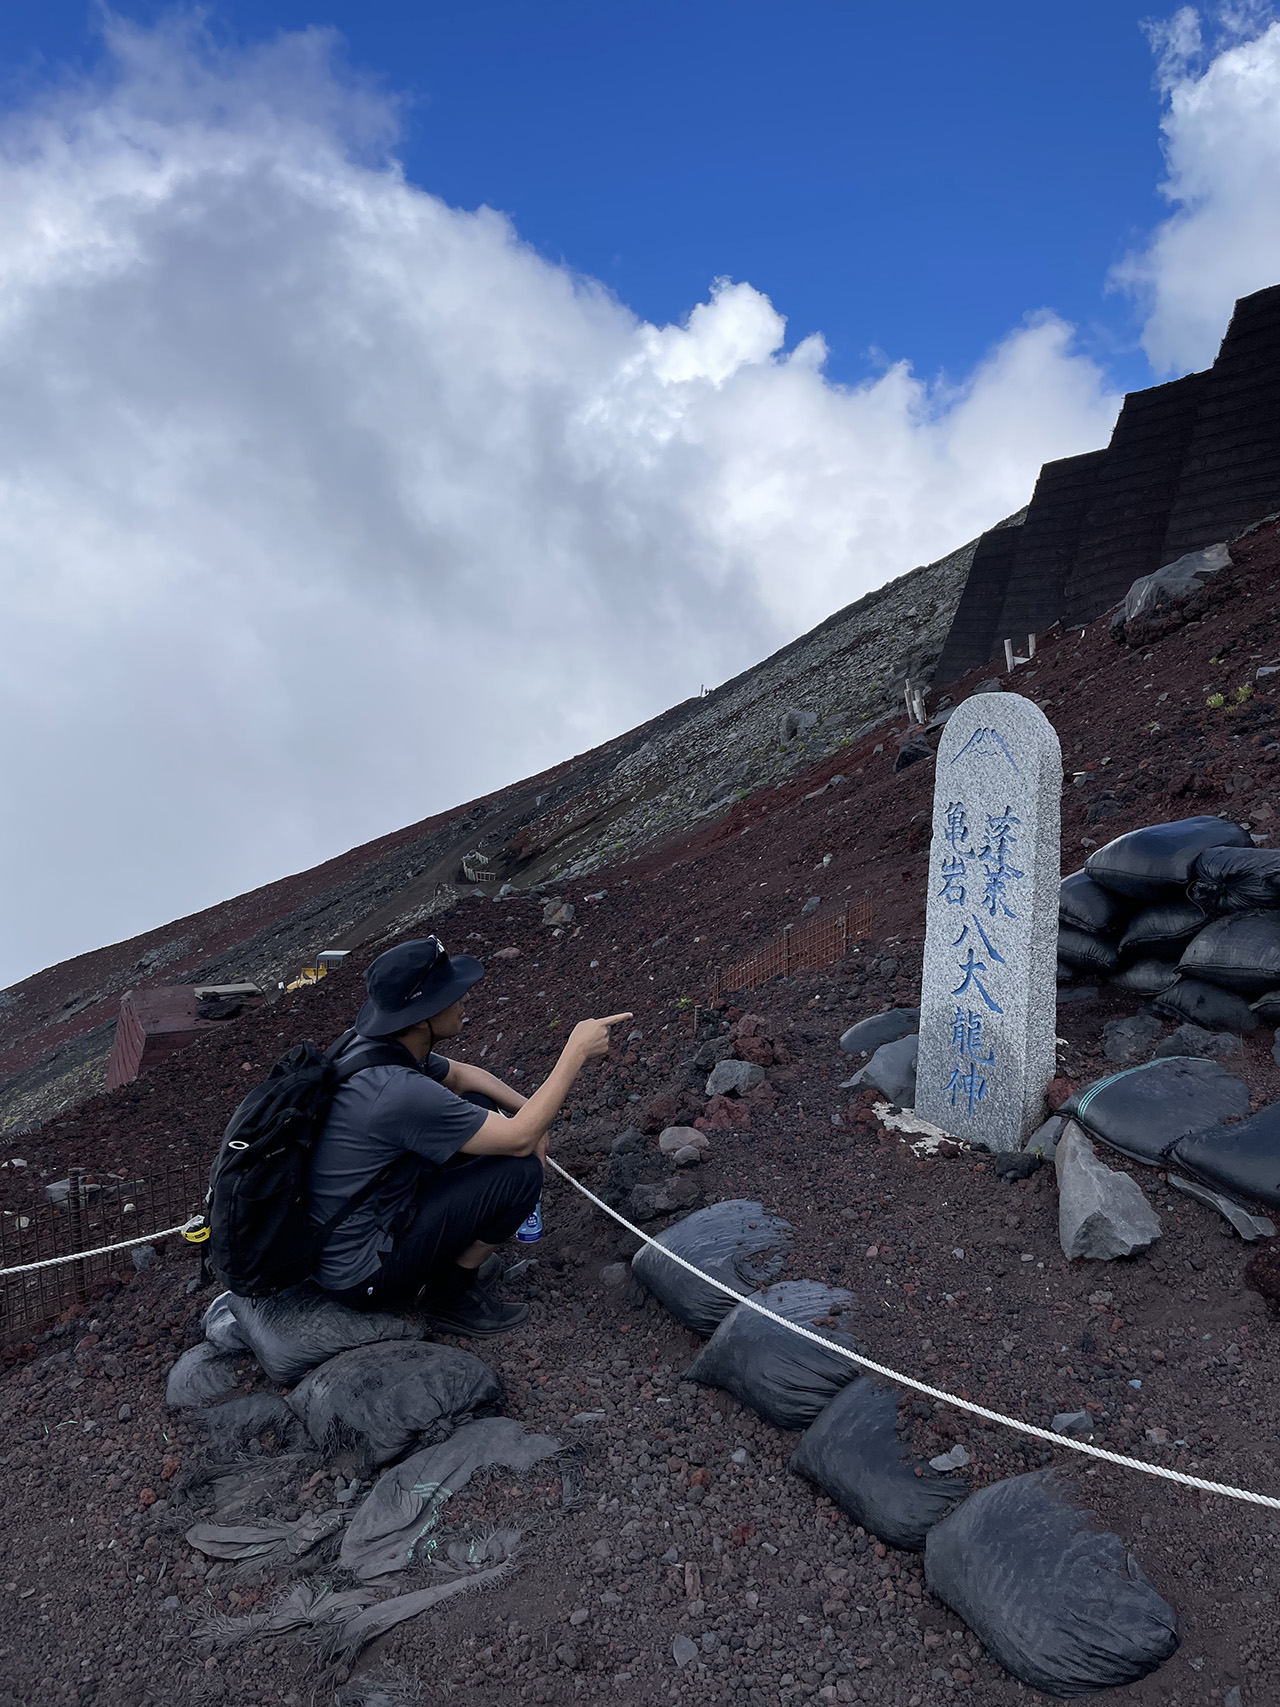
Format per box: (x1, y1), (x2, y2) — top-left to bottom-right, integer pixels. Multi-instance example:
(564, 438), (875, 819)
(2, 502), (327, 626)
(933, 283), (1280, 685)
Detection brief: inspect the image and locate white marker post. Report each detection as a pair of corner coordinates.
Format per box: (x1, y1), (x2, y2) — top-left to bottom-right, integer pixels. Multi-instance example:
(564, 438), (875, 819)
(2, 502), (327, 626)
(915, 693), (1062, 1151)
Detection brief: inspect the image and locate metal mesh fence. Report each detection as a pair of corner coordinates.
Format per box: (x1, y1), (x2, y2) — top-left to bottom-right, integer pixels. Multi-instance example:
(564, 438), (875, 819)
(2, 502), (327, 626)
(711, 899), (873, 998)
(0, 1162), (205, 1343)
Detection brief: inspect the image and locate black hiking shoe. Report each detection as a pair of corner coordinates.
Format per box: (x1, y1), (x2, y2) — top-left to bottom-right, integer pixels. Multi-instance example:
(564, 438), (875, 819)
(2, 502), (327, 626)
(424, 1289), (530, 1338)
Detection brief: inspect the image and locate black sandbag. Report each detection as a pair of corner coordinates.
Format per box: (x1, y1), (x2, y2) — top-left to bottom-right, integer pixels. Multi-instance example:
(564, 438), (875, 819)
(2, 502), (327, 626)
(790, 1377), (968, 1550)
(683, 1281), (860, 1431)
(166, 1342), (242, 1409)
(1152, 976), (1260, 1032)
(1171, 1103), (1280, 1210)
(1252, 990), (1280, 1022)
(1057, 960), (1076, 985)
(1056, 926), (1119, 974)
(226, 1283), (425, 1387)
(196, 1394), (307, 1456)
(1190, 844), (1280, 914)
(1118, 901), (1208, 961)
(1086, 816), (1251, 901)
(631, 1199), (793, 1337)
(924, 1472), (1179, 1696)
(1178, 910), (1280, 995)
(1062, 1056), (1251, 1165)
(1109, 958), (1180, 996)
(286, 1341), (503, 1467)
(1059, 870), (1131, 934)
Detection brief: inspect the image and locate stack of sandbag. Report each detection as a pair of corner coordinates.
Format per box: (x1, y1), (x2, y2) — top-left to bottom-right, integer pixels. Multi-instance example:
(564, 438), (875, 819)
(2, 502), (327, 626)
(1057, 817), (1280, 1027)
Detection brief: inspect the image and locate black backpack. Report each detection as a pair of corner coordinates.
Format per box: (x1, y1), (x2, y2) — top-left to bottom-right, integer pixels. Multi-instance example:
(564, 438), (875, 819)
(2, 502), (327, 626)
(207, 1030), (415, 1297)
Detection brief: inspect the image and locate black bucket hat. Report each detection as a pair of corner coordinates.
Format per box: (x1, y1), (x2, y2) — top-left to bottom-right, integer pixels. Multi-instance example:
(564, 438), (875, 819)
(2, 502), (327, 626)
(356, 935), (485, 1038)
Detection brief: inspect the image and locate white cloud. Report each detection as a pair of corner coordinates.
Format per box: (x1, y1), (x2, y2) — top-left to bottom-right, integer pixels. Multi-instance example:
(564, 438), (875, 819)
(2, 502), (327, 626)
(0, 15), (1123, 987)
(1117, 5), (1280, 371)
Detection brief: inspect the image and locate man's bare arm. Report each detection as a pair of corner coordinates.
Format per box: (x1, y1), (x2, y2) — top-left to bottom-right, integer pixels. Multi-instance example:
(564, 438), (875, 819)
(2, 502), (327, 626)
(442, 1058), (527, 1114)
(460, 1013), (632, 1158)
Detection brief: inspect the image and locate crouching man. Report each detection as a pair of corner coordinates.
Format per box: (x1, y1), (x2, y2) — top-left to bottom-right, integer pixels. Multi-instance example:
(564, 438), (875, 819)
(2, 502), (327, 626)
(308, 934), (629, 1336)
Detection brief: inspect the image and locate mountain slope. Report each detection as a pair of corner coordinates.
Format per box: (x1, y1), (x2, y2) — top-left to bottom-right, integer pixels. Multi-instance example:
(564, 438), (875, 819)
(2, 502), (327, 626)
(0, 527), (986, 1134)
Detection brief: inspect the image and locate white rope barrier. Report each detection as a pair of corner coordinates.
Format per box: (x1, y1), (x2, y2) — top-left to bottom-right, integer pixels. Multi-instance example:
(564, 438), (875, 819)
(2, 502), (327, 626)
(6, 1161), (1272, 1511)
(0, 1217), (205, 1278)
(546, 1157), (1280, 1513)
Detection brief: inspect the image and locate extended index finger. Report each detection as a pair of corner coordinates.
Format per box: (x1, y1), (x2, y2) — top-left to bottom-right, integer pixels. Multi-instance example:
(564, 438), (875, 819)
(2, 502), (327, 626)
(598, 1012), (634, 1027)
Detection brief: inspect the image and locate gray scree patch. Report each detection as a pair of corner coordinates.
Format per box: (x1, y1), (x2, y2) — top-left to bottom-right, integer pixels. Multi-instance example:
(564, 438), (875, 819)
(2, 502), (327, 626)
(915, 693), (1061, 1151)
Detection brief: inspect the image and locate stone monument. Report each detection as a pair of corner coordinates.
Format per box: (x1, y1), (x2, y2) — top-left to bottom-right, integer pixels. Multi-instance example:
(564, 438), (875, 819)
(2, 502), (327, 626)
(915, 693), (1061, 1151)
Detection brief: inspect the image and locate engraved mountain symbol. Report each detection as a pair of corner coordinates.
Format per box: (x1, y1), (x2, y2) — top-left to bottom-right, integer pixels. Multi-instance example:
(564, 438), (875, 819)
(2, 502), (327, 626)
(949, 726), (1020, 773)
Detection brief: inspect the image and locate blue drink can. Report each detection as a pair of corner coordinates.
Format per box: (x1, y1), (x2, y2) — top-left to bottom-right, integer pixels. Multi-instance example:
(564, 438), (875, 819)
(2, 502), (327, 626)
(516, 1199), (543, 1242)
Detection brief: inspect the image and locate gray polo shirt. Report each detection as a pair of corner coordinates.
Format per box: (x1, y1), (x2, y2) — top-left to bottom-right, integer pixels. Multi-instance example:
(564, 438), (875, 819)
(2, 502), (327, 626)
(307, 1034), (488, 1291)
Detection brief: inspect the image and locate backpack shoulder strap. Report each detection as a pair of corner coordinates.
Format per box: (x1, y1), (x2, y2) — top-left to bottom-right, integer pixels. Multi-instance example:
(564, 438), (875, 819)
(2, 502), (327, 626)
(314, 1158), (415, 1246)
(332, 1044), (420, 1084)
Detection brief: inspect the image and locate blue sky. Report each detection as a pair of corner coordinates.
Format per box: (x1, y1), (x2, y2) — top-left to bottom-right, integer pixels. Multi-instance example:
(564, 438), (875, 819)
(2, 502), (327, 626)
(4, 3), (1280, 983)
(1, 1), (1177, 394)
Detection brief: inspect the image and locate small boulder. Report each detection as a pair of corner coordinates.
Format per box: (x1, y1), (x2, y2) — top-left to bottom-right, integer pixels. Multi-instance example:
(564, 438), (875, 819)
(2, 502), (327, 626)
(1051, 1410), (1093, 1438)
(658, 1126), (709, 1155)
(599, 1263), (630, 1288)
(642, 1089), (702, 1132)
(672, 1633), (699, 1669)
(628, 1177), (702, 1222)
(1116, 542), (1229, 647)
(893, 738), (932, 772)
(779, 707), (818, 743)
(542, 901), (575, 927)
(839, 1009), (919, 1058)
(1152, 1022), (1242, 1060)
(1102, 1013), (1163, 1064)
(692, 1036), (733, 1070)
(493, 946), (520, 961)
(698, 1094), (752, 1132)
(610, 1126), (646, 1156)
(840, 1034), (918, 1105)
(991, 1151), (1042, 1181)
(46, 1177), (104, 1208)
(1055, 1121), (1161, 1260)
(730, 1014), (771, 1039)
(733, 1033), (779, 1067)
(705, 1059), (765, 1097)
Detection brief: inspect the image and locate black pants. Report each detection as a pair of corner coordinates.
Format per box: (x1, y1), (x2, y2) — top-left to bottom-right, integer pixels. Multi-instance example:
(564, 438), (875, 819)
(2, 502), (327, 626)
(334, 1126), (542, 1312)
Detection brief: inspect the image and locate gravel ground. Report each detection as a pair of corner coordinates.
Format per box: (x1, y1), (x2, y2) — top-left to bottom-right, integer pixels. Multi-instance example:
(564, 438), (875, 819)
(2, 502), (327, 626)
(3, 528), (1280, 1705)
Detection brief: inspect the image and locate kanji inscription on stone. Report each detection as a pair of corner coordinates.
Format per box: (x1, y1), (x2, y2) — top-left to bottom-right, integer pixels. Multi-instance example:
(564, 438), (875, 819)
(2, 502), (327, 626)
(915, 693), (1062, 1150)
